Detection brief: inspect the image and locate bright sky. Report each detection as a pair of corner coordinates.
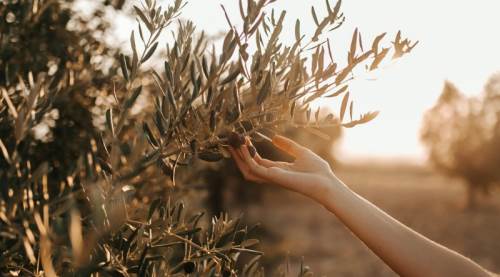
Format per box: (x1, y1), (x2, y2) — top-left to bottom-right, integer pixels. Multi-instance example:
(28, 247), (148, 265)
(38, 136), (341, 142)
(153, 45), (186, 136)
(111, 0), (500, 163)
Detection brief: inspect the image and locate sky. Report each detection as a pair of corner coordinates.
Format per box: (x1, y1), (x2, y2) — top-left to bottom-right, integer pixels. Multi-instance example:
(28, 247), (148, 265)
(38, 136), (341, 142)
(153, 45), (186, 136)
(110, 0), (500, 163)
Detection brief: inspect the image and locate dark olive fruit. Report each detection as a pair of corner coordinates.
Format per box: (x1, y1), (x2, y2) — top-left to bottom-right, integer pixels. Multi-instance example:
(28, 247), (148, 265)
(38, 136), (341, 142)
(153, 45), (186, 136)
(248, 145), (256, 158)
(228, 132), (245, 148)
(183, 261), (196, 273)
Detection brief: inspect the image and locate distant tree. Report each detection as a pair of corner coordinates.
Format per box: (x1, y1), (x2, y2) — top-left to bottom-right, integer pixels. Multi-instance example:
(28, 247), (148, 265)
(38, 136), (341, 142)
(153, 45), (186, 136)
(421, 77), (500, 208)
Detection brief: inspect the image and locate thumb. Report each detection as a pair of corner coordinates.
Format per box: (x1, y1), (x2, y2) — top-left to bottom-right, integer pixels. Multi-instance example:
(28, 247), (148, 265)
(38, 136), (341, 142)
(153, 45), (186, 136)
(272, 135), (306, 157)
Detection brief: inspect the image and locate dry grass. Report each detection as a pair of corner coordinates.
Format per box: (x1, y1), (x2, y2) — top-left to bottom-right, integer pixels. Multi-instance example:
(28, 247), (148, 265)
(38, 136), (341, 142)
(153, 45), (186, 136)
(244, 162), (500, 276)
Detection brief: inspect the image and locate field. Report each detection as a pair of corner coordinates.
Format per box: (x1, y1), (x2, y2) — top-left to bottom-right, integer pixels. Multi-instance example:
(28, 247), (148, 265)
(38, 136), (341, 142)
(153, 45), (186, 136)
(241, 163), (500, 276)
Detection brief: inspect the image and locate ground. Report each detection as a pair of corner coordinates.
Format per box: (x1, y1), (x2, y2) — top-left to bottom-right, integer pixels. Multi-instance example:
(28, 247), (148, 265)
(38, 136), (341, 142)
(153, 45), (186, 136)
(242, 163), (500, 276)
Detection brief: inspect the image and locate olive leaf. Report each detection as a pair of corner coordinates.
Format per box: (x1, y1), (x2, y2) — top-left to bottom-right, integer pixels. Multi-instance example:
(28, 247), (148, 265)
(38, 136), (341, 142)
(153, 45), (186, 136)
(141, 41), (158, 63)
(339, 91), (350, 122)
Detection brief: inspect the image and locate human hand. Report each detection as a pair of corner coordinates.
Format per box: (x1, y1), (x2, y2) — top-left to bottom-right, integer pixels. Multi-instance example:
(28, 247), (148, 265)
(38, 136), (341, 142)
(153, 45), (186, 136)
(229, 135), (342, 204)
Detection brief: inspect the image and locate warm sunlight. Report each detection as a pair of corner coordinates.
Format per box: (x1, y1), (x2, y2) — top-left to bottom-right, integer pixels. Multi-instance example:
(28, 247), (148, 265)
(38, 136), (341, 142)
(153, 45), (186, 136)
(180, 0), (500, 162)
(4, 0), (500, 276)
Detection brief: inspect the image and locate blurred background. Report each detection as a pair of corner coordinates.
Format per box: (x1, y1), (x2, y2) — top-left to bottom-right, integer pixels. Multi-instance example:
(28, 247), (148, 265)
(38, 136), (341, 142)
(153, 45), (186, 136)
(2, 0), (500, 276)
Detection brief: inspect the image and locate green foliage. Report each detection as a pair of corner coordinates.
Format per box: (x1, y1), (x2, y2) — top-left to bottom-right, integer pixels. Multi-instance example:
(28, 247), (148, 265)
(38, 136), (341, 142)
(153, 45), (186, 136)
(421, 76), (500, 207)
(0, 0), (414, 275)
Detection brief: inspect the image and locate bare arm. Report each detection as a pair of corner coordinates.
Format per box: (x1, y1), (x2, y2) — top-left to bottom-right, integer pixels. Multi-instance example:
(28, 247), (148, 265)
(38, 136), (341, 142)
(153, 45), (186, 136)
(229, 135), (495, 277)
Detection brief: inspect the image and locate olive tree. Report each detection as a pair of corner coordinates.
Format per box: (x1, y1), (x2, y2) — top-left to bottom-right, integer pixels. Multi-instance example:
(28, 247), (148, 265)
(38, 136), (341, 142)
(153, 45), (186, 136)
(0, 0), (415, 275)
(421, 76), (500, 208)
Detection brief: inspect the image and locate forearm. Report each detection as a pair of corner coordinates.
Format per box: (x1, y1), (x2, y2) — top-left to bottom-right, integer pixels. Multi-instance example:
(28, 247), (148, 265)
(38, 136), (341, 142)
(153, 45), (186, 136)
(321, 176), (492, 277)
(231, 137), (494, 276)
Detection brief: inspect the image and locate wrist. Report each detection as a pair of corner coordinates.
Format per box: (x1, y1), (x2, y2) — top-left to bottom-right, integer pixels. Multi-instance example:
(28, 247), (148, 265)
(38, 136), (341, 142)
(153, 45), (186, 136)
(314, 173), (344, 203)
(317, 174), (350, 209)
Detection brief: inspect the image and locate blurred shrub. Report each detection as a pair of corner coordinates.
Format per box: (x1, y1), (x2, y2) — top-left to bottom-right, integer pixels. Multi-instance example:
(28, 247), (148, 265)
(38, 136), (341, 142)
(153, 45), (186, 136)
(0, 0), (414, 275)
(421, 76), (500, 208)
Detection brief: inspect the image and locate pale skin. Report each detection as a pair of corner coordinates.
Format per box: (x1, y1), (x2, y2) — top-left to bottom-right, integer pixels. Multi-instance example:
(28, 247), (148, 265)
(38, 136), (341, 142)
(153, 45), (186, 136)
(229, 135), (497, 277)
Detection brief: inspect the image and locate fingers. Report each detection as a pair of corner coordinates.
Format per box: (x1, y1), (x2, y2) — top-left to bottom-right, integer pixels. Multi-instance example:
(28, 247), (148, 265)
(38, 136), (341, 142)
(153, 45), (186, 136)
(228, 147), (265, 183)
(240, 145), (308, 191)
(265, 166), (308, 192)
(272, 135), (306, 157)
(229, 136), (329, 200)
(229, 136), (297, 185)
(254, 155), (290, 169)
(239, 145), (270, 178)
(243, 137), (290, 169)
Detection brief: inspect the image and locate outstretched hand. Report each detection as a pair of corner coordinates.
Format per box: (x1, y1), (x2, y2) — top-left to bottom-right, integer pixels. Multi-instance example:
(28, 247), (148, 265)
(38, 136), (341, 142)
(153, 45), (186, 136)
(230, 135), (497, 277)
(229, 135), (341, 203)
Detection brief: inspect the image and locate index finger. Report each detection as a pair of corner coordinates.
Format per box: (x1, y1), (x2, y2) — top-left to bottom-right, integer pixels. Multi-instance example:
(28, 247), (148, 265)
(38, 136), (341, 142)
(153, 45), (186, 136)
(272, 135), (306, 157)
(244, 137), (292, 169)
